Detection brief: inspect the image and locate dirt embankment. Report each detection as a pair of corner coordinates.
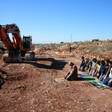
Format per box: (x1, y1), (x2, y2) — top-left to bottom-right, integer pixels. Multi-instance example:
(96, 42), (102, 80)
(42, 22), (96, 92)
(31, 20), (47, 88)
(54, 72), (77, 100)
(57, 41), (112, 60)
(0, 47), (112, 112)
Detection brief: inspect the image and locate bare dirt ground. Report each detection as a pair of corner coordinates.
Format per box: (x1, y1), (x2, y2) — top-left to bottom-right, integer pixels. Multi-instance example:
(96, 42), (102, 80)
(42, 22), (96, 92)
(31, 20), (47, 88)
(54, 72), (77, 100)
(0, 48), (112, 112)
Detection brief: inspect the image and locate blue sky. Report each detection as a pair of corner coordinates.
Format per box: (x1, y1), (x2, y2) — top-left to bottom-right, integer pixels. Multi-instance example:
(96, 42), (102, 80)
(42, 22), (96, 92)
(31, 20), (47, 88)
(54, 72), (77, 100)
(0, 0), (112, 43)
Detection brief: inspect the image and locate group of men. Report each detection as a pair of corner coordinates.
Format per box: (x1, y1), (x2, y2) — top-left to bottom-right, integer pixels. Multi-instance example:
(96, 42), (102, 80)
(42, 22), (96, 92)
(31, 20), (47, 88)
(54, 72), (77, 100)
(79, 56), (112, 87)
(64, 56), (112, 87)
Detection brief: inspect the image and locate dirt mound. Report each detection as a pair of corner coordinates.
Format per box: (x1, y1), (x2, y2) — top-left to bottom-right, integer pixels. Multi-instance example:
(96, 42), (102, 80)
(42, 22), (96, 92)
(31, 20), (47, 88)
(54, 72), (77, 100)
(71, 44), (78, 50)
(59, 44), (70, 51)
(34, 47), (51, 55)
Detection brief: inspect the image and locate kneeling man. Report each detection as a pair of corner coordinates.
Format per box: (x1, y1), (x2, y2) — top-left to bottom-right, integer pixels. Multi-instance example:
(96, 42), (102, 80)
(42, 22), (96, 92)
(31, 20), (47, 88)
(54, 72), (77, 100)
(65, 62), (78, 81)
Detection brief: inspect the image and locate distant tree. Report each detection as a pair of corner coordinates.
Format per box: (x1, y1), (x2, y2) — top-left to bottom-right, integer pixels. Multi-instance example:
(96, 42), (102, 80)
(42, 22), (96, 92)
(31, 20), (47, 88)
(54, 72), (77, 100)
(92, 39), (99, 42)
(60, 42), (64, 44)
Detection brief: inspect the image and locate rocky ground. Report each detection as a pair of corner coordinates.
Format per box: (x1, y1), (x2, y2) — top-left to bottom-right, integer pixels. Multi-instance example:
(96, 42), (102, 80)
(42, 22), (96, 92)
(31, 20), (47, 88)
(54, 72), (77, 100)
(0, 48), (112, 112)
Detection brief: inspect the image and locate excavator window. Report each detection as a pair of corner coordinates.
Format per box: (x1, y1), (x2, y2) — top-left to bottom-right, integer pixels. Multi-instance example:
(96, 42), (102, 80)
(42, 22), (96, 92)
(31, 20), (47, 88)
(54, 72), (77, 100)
(23, 36), (31, 50)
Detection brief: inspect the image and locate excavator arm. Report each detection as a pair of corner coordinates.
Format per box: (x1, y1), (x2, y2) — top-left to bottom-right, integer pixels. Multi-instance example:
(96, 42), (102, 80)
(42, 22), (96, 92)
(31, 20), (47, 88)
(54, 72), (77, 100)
(0, 24), (23, 51)
(0, 25), (13, 50)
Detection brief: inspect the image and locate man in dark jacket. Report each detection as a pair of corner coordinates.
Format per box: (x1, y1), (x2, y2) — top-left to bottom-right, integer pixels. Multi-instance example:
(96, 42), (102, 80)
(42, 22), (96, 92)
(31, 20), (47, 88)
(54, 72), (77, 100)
(65, 62), (78, 81)
(79, 56), (85, 71)
(97, 60), (105, 79)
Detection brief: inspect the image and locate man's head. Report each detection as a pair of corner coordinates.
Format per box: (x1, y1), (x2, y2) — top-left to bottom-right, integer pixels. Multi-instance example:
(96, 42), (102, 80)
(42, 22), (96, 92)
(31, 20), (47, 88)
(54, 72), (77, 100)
(101, 60), (105, 65)
(82, 56), (84, 60)
(92, 58), (97, 62)
(69, 62), (74, 66)
(97, 60), (101, 65)
(109, 61), (112, 66)
(105, 59), (110, 65)
(85, 58), (89, 63)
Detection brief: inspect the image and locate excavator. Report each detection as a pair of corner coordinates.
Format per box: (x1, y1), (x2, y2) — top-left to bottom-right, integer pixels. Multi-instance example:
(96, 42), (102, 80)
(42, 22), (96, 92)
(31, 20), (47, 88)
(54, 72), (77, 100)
(0, 24), (35, 63)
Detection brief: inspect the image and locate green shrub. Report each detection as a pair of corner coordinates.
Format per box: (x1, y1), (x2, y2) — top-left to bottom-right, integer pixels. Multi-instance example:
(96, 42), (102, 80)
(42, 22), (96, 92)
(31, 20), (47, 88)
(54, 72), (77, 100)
(92, 39), (99, 42)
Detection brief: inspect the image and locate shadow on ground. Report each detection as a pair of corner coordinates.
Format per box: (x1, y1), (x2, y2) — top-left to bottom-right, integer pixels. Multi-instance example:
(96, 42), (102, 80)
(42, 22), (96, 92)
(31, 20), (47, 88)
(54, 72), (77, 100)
(0, 69), (6, 89)
(24, 58), (67, 70)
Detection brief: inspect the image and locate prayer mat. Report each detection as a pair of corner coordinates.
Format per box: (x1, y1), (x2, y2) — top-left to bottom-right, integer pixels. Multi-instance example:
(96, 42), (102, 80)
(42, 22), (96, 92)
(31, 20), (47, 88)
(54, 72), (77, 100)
(78, 73), (109, 89)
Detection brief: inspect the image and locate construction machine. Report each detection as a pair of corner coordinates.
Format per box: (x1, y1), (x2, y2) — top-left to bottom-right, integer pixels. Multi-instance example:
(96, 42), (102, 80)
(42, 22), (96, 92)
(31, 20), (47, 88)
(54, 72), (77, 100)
(0, 24), (35, 63)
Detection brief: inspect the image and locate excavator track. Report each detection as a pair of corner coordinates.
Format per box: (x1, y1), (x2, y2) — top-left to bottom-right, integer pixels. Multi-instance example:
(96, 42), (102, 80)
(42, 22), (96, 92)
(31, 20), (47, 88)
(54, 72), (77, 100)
(25, 52), (35, 61)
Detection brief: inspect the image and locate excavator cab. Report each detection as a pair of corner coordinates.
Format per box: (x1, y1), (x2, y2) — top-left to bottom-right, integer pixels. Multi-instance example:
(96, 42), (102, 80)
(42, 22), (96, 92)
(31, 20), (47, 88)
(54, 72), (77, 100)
(22, 35), (35, 61)
(23, 36), (32, 50)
